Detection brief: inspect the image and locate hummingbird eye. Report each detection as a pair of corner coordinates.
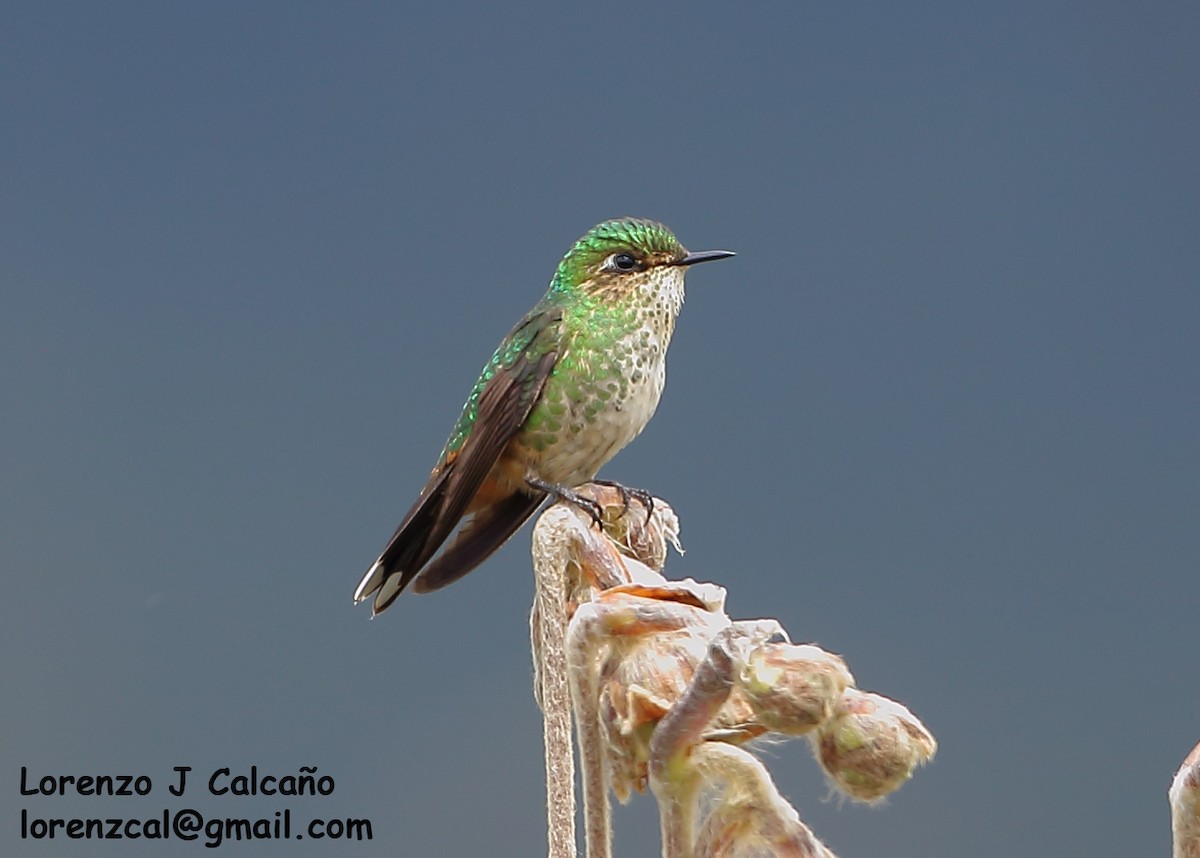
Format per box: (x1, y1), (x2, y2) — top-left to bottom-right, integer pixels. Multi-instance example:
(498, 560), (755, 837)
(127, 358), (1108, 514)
(609, 252), (639, 272)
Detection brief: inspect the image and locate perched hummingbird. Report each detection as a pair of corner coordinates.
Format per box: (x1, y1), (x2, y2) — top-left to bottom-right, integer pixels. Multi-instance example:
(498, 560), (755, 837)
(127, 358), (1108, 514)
(353, 217), (734, 616)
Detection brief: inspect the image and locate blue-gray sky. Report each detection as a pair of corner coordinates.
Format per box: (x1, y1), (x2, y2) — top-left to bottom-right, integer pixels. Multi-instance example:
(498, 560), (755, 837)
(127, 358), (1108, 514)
(3, 3), (1197, 856)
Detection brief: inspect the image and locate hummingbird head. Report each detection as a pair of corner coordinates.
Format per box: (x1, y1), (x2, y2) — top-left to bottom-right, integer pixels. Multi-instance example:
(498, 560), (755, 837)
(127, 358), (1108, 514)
(550, 217), (734, 302)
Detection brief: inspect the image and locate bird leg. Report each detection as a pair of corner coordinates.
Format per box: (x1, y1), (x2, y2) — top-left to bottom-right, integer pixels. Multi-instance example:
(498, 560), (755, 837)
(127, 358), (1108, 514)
(526, 477), (606, 528)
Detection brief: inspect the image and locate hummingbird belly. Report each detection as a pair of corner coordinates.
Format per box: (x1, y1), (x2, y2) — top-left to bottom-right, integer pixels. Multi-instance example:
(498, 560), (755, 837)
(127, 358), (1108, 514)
(516, 347), (667, 488)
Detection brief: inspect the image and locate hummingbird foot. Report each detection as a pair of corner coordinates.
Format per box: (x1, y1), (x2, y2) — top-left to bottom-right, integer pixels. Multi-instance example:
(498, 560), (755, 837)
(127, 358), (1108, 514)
(591, 479), (656, 520)
(525, 477), (605, 528)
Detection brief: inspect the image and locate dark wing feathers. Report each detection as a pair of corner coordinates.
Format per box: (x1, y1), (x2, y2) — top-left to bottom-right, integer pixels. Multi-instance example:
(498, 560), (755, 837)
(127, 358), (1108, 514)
(432, 345), (556, 558)
(354, 308), (563, 615)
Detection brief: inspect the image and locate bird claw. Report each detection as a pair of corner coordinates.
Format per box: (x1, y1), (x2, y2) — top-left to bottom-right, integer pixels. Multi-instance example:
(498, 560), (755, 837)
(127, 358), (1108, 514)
(591, 479), (655, 520)
(577, 496), (605, 528)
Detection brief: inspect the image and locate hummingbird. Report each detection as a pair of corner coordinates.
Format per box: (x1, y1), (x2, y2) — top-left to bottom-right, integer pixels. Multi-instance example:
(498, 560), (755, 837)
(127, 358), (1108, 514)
(353, 217), (734, 616)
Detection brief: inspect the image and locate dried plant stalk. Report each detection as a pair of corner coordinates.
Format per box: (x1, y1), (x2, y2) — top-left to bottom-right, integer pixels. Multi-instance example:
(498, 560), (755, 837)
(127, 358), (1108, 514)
(531, 485), (935, 858)
(1172, 740), (1200, 858)
(532, 484), (682, 858)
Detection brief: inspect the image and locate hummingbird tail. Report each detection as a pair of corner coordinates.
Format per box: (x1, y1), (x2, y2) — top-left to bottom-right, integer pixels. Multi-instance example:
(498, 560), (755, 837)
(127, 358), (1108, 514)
(411, 490), (546, 593)
(354, 470), (456, 615)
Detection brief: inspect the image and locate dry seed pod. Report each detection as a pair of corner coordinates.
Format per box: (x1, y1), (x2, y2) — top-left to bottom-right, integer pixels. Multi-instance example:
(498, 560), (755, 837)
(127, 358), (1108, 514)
(813, 688), (937, 801)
